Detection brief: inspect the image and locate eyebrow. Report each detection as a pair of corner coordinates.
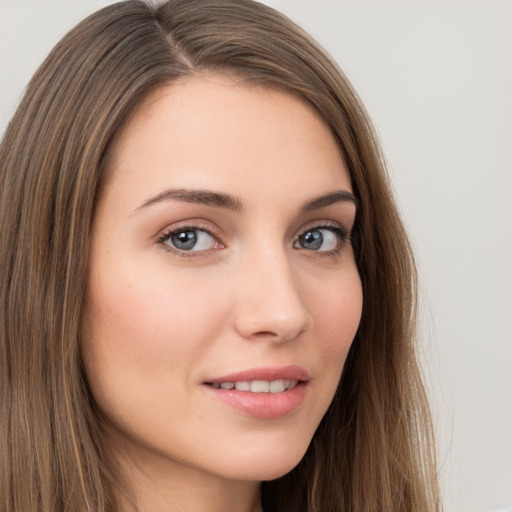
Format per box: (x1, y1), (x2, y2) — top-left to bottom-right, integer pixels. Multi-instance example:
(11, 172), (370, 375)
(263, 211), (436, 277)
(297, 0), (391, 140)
(136, 188), (245, 213)
(135, 187), (357, 214)
(299, 190), (358, 213)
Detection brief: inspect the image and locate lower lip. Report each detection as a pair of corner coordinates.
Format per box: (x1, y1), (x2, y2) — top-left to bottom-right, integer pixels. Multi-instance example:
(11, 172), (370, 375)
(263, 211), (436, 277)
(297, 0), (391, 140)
(203, 382), (307, 419)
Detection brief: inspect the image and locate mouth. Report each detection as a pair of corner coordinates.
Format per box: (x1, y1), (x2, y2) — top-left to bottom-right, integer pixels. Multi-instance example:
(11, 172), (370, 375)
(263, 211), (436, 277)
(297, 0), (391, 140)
(202, 366), (309, 419)
(206, 379), (299, 393)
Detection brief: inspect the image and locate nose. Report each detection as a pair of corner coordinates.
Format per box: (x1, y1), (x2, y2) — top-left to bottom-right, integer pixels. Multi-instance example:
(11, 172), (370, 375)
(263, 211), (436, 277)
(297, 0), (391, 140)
(232, 247), (311, 343)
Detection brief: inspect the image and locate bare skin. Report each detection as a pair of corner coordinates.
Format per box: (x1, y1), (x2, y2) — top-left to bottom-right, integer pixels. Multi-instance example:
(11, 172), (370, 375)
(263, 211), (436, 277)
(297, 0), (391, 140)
(82, 74), (362, 512)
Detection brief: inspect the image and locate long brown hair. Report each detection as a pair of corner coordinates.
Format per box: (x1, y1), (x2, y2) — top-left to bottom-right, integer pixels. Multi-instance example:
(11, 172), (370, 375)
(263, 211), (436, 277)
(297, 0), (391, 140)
(0, 1), (441, 511)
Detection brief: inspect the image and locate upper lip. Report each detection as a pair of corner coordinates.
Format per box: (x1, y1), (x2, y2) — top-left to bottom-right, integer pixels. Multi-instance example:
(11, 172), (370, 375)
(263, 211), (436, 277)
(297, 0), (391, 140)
(205, 365), (309, 384)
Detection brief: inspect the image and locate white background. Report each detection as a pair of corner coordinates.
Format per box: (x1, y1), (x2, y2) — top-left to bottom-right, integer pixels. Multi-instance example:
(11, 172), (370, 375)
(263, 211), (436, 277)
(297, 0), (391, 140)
(1, 1), (511, 511)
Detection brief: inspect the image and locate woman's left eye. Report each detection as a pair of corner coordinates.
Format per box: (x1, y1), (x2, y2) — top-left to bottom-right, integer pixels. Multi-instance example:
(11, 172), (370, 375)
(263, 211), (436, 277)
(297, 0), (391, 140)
(160, 228), (220, 252)
(294, 226), (347, 252)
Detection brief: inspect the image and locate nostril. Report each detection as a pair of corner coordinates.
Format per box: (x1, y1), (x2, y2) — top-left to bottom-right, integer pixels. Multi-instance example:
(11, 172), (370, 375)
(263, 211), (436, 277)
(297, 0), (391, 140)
(253, 330), (279, 337)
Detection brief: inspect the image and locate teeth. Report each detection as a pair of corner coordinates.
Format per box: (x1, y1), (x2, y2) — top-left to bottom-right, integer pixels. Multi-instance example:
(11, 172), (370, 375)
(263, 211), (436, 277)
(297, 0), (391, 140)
(211, 379), (299, 393)
(251, 380), (269, 393)
(269, 379), (287, 393)
(235, 381), (250, 391)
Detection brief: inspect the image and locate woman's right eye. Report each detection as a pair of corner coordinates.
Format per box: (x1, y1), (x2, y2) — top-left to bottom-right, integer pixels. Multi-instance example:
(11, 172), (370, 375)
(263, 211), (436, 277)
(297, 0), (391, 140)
(159, 228), (222, 253)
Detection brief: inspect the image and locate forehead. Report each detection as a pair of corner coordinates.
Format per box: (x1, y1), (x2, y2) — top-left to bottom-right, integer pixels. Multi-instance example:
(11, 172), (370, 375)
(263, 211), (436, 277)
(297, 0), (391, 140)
(104, 75), (351, 209)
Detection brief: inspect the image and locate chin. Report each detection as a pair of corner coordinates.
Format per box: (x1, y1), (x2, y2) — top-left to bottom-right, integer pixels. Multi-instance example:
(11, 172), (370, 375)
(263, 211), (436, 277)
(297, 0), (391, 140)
(217, 441), (310, 482)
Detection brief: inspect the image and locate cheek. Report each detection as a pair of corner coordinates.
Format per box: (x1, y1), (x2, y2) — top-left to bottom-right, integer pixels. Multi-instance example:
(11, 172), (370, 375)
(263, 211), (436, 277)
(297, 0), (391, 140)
(305, 270), (362, 394)
(80, 263), (230, 397)
(312, 271), (363, 351)
(87, 262), (217, 340)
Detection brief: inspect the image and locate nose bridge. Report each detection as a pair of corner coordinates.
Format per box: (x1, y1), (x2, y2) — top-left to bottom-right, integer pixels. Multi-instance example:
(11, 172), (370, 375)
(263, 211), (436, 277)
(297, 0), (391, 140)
(233, 240), (310, 342)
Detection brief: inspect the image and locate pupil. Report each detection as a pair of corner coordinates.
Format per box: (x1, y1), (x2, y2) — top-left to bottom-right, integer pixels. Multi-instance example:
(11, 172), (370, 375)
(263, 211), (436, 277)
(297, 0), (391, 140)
(302, 230), (323, 250)
(171, 231), (197, 250)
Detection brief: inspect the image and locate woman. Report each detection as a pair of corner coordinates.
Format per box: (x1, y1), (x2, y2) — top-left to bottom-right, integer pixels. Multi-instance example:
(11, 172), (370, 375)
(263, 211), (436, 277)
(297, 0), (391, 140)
(0, 1), (441, 511)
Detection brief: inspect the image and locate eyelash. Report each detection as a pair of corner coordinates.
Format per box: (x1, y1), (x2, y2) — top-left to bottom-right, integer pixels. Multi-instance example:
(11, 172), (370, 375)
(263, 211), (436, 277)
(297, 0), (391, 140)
(156, 221), (350, 258)
(297, 222), (350, 259)
(156, 221), (224, 259)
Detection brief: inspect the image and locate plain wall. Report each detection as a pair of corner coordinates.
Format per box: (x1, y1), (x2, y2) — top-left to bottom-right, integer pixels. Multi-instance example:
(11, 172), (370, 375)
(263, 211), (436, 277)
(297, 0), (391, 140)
(1, 1), (511, 511)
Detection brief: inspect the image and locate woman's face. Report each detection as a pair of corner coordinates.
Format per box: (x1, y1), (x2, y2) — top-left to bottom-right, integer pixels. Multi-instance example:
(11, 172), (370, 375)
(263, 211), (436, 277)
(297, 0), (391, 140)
(82, 75), (362, 485)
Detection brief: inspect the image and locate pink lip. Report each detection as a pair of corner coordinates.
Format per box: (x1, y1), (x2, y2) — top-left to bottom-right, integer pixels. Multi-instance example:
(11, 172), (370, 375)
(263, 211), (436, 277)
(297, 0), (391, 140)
(203, 365), (309, 419)
(206, 365), (309, 384)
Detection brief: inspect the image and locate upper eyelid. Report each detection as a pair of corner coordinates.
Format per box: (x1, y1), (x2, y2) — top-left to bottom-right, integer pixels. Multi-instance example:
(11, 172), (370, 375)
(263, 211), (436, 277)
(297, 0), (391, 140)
(156, 221), (222, 245)
(296, 219), (349, 236)
(295, 224), (349, 242)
